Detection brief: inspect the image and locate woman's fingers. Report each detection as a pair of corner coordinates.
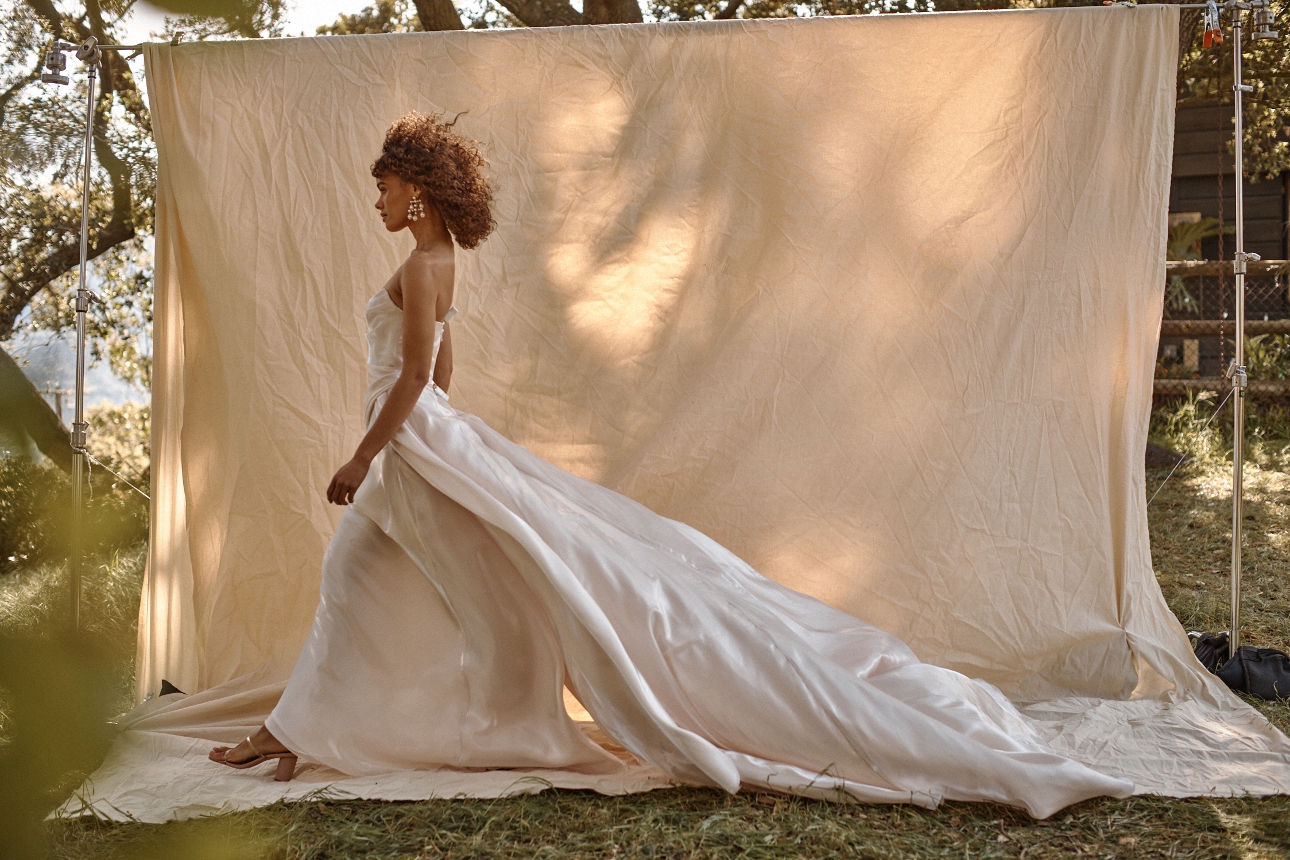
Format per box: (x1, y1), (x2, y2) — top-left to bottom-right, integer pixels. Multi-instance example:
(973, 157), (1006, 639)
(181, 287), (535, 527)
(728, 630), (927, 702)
(328, 478), (356, 505)
(327, 460), (369, 505)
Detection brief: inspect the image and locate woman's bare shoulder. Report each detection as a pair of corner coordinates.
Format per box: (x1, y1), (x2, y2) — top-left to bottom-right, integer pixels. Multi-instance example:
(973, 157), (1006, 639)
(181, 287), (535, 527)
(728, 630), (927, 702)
(402, 249), (453, 287)
(399, 249), (454, 316)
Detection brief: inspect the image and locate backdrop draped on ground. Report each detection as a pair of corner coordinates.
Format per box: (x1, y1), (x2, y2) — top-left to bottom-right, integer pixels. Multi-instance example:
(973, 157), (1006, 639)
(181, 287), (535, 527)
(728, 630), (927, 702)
(71, 6), (1290, 821)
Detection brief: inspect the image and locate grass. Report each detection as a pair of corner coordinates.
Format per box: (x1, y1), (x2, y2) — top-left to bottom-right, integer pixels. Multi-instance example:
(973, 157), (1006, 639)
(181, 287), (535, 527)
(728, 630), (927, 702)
(5, 398), (1290, 859)
(39, 791), (1290, 860)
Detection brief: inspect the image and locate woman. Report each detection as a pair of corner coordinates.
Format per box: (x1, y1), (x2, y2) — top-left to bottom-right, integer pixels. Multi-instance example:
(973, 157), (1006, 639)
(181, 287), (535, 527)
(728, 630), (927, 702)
(211, 113), (1133, 817)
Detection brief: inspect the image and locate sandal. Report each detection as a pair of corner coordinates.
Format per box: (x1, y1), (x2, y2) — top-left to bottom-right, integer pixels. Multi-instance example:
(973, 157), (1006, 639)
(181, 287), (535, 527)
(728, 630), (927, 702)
(213, 735), (298, 781)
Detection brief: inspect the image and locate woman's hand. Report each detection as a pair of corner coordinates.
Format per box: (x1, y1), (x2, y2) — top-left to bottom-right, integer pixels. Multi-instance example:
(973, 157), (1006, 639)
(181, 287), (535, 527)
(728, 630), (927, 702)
(327, 456), (371, 505)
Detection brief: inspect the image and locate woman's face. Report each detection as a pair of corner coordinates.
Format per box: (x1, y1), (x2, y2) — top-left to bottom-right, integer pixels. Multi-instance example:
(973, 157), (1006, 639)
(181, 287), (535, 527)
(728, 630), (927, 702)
(375, 173), (419, 232)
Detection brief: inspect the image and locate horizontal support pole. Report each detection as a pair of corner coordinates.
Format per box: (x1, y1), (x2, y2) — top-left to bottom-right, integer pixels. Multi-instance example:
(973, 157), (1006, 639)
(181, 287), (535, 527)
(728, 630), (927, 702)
(1160, 319), (1290, 336)
(1165, 260), (1290, 277)
(1155, 377), (1290, 396)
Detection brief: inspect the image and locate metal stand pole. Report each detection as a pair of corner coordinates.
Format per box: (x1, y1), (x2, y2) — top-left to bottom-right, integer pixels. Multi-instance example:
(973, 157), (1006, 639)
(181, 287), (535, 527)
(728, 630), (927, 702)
(70, 61), (98, 631)
(1228, 10), (1249, 654)
(39, 36), (141, 630)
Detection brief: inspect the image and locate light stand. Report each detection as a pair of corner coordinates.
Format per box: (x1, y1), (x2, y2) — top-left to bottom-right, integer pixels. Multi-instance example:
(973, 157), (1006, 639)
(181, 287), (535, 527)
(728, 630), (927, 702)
(1176, 0), (1278, 656)
(40, 35), (142, 629)
(1228, 8), (1248, 656)
(1219, 0), (1276, 656)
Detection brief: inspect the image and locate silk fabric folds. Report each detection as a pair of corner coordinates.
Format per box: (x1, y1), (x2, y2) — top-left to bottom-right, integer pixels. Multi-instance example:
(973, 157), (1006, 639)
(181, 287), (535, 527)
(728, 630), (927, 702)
(92, 6), (1290, 823)
(261, 288), (1130, 816)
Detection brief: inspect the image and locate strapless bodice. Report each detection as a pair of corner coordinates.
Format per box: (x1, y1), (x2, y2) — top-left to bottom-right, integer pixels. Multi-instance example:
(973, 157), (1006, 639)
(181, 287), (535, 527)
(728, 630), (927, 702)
(365, 289), (444, 388)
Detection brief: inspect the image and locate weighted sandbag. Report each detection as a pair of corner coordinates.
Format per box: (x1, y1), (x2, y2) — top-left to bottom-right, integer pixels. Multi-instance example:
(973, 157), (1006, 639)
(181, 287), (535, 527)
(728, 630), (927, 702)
(1217, 646), (1290, 701)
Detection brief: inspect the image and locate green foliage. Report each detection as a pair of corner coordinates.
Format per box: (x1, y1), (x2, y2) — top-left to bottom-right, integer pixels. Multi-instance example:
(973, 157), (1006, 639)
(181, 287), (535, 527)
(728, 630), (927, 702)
(316, 0), (519, 33)
(0, 456), (148, 575)
(1168, 217), (1231, 262)
(0, 403), (149, 575)
(1152, 334), (1290, 466)
(1245, 333), (1290, 380)
(0, 457), (60, 572)
(1163, 280), (1197, 318)
(1177, 0), (1290, 181)
(1151, 389), (1290, 470)
(0, 630), (125, 860)
(1163, 217), (1232, 317)
(1151, 391), (1229, 466)
(0, 542), (145, 859)
(317, 0), (422, 34)
(86, 402), (150, 487)
(158, 0), (288, 41)
(22, 242), (156, 390)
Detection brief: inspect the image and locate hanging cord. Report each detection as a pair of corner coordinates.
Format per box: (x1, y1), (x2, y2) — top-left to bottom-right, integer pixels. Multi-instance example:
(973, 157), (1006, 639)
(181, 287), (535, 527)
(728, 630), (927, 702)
(1216, 66), (1228, 370)
(82, 451), (151, 501)
(1147, 387), (1235, 507)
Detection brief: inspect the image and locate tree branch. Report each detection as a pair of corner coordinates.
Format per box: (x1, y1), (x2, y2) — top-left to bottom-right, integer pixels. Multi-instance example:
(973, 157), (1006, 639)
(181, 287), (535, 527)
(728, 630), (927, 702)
(714, 0), (743, 19)
(25, 0), (71, 39)
(0, 220), (135, 339)
(491, 0), (583, 27)
(0, 344), (72, 471)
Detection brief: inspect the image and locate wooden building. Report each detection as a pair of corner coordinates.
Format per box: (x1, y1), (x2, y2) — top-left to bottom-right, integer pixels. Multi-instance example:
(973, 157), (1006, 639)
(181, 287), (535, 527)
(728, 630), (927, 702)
(1159, 102), (1289, 381)
(1171, 101), (1289, 265)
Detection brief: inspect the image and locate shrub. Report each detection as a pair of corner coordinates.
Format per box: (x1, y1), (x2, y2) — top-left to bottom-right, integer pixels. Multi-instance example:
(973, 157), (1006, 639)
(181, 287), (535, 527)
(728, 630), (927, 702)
(1246, 334), (1290, 381)
(1151, 391), (1290, 470)
(0, 403), (149, 576)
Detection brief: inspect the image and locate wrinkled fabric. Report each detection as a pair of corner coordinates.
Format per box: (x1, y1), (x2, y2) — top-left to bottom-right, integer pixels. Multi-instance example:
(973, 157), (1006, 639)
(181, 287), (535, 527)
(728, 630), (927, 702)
(108, 6), (1290, 823)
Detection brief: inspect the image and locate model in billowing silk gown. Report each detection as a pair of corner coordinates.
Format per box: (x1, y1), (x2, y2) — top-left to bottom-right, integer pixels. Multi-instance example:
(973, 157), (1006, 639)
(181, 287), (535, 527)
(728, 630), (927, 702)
(214, 113), (1135, 819)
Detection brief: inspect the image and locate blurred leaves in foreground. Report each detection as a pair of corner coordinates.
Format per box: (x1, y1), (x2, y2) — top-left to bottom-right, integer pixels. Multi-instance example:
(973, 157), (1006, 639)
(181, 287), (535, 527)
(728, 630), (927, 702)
(0, 631), (122, 860)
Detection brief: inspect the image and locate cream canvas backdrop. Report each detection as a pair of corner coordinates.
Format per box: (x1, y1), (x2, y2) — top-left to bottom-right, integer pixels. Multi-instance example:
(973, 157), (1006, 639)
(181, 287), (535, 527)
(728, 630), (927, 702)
(131, 6), (1290, 806)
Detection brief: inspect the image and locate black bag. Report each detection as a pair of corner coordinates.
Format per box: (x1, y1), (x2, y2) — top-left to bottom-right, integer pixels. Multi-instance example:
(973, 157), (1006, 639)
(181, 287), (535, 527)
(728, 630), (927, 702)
(1217, 646), (1290, 701)
(1191, 631), (1230, 674)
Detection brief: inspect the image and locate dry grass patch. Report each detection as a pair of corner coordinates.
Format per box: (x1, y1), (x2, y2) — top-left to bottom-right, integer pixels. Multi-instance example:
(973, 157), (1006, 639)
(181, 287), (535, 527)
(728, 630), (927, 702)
(1148, 461), (1290, 658)
(45, 790), (1290, 859)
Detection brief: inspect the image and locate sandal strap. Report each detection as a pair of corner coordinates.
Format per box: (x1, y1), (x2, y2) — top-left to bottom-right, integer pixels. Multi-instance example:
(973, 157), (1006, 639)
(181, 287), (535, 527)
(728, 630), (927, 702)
(243, 735), (263, 759)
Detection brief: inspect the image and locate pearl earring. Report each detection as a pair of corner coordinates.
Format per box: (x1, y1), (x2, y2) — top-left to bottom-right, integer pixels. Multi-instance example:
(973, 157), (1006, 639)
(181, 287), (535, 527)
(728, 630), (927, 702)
(407, 194), (425, 222)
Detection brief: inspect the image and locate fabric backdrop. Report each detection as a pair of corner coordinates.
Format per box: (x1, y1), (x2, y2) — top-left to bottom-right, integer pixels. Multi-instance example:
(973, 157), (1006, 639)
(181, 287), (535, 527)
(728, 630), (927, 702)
(103, 6), (1290, 820)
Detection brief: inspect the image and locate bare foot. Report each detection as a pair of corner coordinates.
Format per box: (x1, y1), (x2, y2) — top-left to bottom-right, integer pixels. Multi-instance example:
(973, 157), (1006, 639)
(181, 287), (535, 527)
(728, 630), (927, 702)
(209, 724), (290, 765)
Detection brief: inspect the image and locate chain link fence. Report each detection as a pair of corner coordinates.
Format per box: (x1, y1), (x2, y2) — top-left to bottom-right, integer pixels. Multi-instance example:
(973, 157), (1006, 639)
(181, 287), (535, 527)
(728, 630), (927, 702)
(1157, 263), (1290, 396)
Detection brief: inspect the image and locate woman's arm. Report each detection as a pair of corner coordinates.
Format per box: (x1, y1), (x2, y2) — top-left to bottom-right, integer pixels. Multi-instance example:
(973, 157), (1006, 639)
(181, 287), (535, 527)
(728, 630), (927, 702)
(327, 255), (451, 505)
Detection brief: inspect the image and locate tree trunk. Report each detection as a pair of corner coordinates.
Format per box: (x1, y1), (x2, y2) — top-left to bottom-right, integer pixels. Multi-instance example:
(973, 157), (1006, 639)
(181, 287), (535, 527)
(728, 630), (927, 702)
(0, 346), (72, 472)
(413, 0), (465, 30)
(492, 0), (584, 27)
(584, 0), (643, 24)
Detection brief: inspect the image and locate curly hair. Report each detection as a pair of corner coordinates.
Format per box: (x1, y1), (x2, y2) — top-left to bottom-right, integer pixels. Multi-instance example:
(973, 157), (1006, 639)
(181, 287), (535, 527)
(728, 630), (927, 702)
(371, 112), (496, 250)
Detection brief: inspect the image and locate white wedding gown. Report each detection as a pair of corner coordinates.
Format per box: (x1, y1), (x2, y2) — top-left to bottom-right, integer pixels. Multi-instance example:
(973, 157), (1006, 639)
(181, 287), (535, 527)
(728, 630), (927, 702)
(265, 288), (1133, 818)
